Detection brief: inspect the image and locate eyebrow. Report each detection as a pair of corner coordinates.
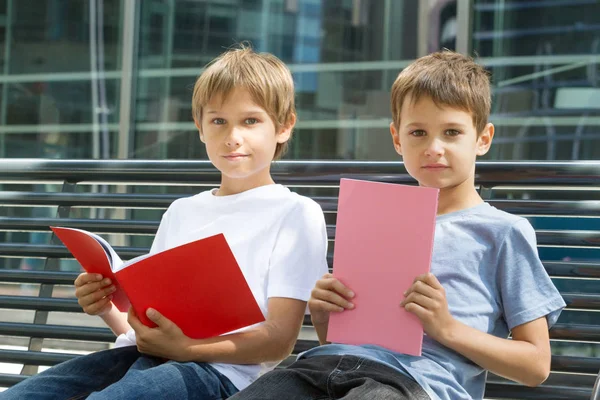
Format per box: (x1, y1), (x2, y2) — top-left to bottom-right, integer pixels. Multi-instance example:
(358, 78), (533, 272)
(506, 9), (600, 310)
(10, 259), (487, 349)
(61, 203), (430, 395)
(404, 122), (468, 130)
(205, 109), (266, 115)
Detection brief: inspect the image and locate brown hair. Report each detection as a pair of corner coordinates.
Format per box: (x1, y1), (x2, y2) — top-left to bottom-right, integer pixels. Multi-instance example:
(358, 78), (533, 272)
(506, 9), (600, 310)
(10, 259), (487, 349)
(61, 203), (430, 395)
(391, 51), (491, 134)
(192, 44), (296, 159)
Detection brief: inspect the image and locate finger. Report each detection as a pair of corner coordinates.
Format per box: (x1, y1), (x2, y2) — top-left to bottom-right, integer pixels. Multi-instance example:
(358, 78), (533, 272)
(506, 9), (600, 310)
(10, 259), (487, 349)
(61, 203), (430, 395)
(74, 273), (103, 288)
(82, 295), (113, 315)
(75, 278), (112, 298)
(77, 284), (116, 307)
(423, 273), (444, 290)
(412, 273), (430, 284)
(311, 287), (354, 309)
(309, 299), (346, 313)
(127, 307), (144, 331)
(320, 277), (354, 299)
(404, 301), (429, 320)
(400, 292), (436, 309)
(407, 280), (438, 299)
(146, 308), (171, 328)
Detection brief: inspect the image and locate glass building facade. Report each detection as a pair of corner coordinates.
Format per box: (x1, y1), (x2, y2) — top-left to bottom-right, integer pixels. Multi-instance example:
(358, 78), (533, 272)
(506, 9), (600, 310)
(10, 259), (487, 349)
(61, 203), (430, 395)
(1, 0), (597, 162)
(0, 0), (599, 375)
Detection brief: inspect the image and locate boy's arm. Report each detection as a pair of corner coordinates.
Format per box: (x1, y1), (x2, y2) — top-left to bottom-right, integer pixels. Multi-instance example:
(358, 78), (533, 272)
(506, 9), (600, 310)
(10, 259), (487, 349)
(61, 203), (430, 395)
(101, 308), (132, 336)
(402, 273), (551, 387)
(437, 316), (550, 387)
(128, 296), (307, 364)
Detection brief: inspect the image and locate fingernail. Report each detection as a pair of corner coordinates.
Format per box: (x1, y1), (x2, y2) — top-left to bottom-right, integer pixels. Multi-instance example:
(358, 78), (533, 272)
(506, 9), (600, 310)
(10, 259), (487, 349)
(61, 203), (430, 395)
(103, 278), (111, 285)
(347, 303), (354, 309)
(403, 291), (407, 296)
(96, 274), (103, 280)
(109, 286), (116, 292)
(146, 308), (155, 317)
(348, 291), (355, 298)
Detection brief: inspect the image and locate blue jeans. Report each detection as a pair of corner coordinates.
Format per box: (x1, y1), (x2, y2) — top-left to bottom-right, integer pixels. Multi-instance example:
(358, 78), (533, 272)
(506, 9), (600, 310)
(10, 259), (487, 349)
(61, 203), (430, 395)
(0, 346), (238, 400)
(229, 355), (430, 400)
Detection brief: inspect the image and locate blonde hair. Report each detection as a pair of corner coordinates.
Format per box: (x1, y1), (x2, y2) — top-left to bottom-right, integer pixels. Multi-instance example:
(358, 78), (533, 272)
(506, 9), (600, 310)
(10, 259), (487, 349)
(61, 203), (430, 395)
(391, 51), (491, 134)
(192, 45), (296, 159)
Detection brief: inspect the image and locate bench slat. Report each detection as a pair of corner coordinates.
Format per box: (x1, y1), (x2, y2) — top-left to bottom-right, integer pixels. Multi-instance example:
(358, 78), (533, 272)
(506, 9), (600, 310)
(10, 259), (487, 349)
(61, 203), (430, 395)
(0, 243), (146, 259)
(0, 349), (76, 366)
(0, 217), (158, 235)
(0, 270), (78, 285)
(0, 373), (26, 387)
(0, 191), (178, 209)
(0, 296), (82, 313)
(485, 372), (595, 400)
(0, 322), (114, 342)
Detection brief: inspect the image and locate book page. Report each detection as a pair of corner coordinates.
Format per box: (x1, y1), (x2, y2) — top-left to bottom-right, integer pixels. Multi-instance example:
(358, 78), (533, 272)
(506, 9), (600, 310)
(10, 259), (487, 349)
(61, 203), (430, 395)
(113, 253), (153, 273)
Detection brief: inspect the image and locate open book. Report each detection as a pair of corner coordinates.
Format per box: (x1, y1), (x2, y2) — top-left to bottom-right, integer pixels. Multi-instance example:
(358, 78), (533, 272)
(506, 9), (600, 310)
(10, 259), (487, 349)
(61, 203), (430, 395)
(327, 179), (438, 356)
(51, 227), (265, 339)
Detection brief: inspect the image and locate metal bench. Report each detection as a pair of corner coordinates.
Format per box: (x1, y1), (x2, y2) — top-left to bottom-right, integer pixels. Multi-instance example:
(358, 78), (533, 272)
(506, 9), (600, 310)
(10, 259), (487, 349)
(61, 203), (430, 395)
(0, 159), (599, 399)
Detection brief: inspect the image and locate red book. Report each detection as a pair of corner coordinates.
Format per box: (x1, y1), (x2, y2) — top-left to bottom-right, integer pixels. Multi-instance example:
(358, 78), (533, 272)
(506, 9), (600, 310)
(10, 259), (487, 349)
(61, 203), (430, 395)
(51, 226), (265, 339)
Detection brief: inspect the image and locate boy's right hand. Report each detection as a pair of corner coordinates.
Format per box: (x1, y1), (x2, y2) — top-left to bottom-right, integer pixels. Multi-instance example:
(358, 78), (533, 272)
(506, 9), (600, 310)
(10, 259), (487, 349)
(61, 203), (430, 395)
(308, 273), (355, 325)
(74, 273), (116, 316)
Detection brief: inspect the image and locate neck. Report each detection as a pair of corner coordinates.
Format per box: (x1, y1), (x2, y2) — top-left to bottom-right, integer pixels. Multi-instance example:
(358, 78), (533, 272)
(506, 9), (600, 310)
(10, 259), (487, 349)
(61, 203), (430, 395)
(216, 168), (275, 196)
(436, 176), (483, 216)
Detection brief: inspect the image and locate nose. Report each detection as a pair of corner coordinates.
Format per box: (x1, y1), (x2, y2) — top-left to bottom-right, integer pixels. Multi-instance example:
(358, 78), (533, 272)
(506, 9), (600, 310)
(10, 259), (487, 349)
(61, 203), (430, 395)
(424, 138), (444, 157)
(225, 127), (243, 148)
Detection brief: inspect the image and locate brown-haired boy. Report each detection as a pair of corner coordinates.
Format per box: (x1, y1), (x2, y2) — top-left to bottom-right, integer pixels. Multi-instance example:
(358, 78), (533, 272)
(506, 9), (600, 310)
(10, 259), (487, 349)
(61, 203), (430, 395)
(3, 46), (328, 399)
(230, 51), (565, 400)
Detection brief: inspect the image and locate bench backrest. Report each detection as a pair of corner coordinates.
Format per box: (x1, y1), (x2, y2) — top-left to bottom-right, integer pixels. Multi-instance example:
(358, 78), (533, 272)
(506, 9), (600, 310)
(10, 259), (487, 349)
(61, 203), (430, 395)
(0, 159), (599, 399)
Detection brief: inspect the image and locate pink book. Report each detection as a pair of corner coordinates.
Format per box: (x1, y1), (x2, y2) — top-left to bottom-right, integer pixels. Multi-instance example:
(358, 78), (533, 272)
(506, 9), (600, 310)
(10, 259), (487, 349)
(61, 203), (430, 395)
(327, 178), (439, 356)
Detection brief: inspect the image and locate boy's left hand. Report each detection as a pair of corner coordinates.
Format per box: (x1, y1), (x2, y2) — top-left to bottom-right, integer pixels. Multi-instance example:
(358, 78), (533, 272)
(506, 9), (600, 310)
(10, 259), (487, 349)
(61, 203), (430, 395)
(400, 273), (457, 343)
(128, 307), (193, 361)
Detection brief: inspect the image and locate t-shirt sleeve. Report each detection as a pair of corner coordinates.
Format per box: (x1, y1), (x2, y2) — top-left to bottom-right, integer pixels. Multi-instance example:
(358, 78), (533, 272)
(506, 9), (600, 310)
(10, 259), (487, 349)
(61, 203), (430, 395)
(149, 208), (172, 254)
(267, 199), (329, 302)
(497, 218), (566, 330)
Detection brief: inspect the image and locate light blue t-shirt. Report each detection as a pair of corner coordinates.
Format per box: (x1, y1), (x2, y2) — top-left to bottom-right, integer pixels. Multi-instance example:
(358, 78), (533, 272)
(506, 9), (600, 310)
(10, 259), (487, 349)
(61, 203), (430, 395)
(300, 202), (566, 400)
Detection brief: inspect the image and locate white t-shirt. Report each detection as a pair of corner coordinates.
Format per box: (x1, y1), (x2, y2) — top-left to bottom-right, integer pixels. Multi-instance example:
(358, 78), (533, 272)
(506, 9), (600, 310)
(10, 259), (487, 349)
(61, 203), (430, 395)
(114, 184), (329, 390)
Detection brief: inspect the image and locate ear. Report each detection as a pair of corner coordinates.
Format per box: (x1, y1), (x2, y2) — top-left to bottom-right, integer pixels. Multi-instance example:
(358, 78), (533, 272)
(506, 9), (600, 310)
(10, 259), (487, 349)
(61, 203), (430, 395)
(390, 122), (403, 156)
(476, 123), (494, 156)
(276, 113), (296, 144)
(195, 118), (205, 143)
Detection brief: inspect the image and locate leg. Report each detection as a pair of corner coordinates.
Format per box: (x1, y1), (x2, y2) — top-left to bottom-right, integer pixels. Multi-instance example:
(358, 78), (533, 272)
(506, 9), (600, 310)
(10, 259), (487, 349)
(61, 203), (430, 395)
(329, 357), (430, 400)
(87, 360), (238, 400)
(0, 346), (142, 400)
(229, 356), (347, 400)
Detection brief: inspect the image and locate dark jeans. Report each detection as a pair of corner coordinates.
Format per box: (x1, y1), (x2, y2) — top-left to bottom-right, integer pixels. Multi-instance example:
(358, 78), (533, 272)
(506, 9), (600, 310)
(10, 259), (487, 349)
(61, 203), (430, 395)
(229, 355), (430, 400)
(0, 346), (238, 400)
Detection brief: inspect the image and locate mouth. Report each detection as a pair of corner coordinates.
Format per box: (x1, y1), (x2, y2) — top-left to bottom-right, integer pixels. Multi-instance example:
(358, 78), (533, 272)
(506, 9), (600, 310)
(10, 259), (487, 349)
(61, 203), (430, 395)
(223, 154), (249, 161)
(422, 164), (449, 170)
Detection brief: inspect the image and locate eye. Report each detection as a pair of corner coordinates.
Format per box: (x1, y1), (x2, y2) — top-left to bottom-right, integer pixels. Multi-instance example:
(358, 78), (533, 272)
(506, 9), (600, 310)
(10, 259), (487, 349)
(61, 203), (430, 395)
(445, 129), (461, 137)
(245, 118), (259, 125)
(212, 118), (226, 125)
(410, 130), (426, 137)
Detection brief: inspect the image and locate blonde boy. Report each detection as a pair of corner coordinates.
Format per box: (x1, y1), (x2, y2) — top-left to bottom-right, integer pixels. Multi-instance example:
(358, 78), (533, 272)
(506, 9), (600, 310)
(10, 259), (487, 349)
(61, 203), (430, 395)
(230, 51), (565, 400)
(3, 46), (328, 400)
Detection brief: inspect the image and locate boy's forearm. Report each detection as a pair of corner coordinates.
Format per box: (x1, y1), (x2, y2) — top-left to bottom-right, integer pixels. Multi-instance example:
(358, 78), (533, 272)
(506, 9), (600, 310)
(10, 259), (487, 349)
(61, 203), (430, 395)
(100, 307), (131, 336)
(439, 321), (550, 387)
(182, 323), (295, 364)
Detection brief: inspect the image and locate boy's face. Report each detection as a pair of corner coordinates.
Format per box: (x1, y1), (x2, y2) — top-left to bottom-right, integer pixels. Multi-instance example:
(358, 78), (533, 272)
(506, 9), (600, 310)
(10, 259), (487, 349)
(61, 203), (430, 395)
(196, 88), (293, 188)
(390, 94), (493, 190)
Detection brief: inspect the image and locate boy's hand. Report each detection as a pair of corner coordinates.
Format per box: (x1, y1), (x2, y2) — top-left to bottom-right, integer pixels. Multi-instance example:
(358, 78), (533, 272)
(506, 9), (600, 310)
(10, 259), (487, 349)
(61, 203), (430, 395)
(400, 273), (457, 342)
(128, 307), (193, 361)
(308, 273), (355, 325)
(74, 273), (116, 316)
